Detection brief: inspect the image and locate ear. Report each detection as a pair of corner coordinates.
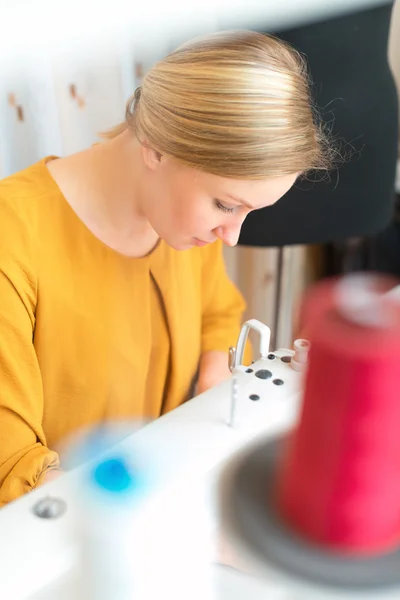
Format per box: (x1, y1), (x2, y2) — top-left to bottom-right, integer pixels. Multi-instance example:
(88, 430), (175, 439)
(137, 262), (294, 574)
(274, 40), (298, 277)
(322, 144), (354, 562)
(141, 144), (162, 171)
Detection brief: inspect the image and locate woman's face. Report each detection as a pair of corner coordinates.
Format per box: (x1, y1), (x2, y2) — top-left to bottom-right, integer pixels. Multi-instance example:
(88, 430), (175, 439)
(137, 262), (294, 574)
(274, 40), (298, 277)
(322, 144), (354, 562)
(141, 147), (298, 251)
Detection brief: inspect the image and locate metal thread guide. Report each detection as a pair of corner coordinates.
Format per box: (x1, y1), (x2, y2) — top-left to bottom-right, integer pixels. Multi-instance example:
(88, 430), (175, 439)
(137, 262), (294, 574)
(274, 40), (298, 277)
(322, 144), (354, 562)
(227, 319), (272, 428)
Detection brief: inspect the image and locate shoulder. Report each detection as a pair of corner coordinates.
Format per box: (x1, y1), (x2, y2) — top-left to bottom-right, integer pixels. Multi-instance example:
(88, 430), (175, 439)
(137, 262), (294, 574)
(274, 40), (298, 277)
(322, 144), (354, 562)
(0, 158), (58, 249)
(0, 158), (55, 198)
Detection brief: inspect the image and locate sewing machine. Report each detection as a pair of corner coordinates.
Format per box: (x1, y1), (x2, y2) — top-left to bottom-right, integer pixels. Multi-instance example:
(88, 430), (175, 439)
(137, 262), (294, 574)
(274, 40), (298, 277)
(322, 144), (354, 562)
(1, 288), (400, 600)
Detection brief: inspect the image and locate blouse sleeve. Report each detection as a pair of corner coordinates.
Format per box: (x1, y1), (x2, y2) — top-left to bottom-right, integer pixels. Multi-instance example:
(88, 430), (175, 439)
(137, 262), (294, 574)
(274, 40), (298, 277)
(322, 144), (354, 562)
(0, 198), (59, 506)
(200, 240), (252, 362)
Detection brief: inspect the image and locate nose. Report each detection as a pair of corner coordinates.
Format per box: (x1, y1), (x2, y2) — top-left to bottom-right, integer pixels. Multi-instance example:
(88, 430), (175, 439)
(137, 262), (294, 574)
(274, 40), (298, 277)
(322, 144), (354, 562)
(214, 222), (243, 247)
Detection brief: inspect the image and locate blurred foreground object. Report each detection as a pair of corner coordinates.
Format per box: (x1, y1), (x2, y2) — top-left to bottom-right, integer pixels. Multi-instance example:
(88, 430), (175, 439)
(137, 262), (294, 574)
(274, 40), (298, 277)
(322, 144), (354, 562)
(223, 273), (400, 589)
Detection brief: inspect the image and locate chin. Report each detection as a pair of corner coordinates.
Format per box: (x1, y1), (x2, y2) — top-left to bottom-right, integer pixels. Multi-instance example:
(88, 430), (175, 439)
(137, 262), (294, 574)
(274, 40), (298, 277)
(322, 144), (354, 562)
(164, 239), (193, 251)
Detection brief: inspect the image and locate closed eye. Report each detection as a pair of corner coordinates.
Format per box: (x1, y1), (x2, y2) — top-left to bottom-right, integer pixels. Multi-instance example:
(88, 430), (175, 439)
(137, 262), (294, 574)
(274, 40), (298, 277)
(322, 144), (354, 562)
(215, 199), (236, 214)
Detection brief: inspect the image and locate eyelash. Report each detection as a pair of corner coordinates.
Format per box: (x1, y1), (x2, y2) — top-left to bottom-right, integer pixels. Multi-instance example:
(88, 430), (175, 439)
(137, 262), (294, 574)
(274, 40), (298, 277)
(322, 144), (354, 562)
(215, 200), (236, 214)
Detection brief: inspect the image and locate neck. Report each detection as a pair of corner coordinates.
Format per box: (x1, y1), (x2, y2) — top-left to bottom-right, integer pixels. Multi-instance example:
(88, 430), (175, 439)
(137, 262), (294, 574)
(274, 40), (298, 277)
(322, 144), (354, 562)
(48, 131), (159, 257)
(85, 131), (149, 234)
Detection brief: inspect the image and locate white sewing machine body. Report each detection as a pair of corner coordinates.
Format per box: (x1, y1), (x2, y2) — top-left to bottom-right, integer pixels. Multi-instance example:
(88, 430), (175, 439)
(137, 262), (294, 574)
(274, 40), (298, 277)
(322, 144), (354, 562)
(0, 319), (399, 600)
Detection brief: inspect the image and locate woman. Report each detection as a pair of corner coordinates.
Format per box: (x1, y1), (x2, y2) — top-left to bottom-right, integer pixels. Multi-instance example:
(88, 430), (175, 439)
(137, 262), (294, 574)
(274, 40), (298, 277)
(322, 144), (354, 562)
(0, 30), (330, 505)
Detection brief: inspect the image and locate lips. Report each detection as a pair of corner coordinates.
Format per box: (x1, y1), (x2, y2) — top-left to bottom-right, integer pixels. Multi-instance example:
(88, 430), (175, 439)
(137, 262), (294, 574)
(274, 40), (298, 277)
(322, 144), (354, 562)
(193, 238), (210, 247)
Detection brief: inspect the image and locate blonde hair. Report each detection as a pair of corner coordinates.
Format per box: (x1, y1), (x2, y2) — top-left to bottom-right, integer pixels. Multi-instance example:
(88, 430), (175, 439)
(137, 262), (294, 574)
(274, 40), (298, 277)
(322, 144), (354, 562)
(103, 30), (333, 179)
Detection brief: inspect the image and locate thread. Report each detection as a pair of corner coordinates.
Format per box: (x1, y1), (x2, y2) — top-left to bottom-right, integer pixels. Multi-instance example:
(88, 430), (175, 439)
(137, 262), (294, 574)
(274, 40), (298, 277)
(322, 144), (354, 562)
(276, 274), (400, 556)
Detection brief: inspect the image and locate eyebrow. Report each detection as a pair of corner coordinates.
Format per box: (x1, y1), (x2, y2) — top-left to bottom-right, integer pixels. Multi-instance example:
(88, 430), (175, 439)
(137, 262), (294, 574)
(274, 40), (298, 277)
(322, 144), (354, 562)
(226, 193), (254, 209)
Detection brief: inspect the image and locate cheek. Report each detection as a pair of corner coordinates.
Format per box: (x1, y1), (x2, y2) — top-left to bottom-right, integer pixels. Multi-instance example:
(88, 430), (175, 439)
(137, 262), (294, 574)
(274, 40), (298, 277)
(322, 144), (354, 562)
(191, 206), (217, 231)
(171, 197), (194, 228)
(175, 196), (212, 230)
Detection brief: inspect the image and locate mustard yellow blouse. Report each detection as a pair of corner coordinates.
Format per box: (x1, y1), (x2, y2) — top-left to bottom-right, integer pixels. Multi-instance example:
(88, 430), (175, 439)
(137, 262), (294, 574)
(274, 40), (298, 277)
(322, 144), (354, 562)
(0, 158), (247, 505)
